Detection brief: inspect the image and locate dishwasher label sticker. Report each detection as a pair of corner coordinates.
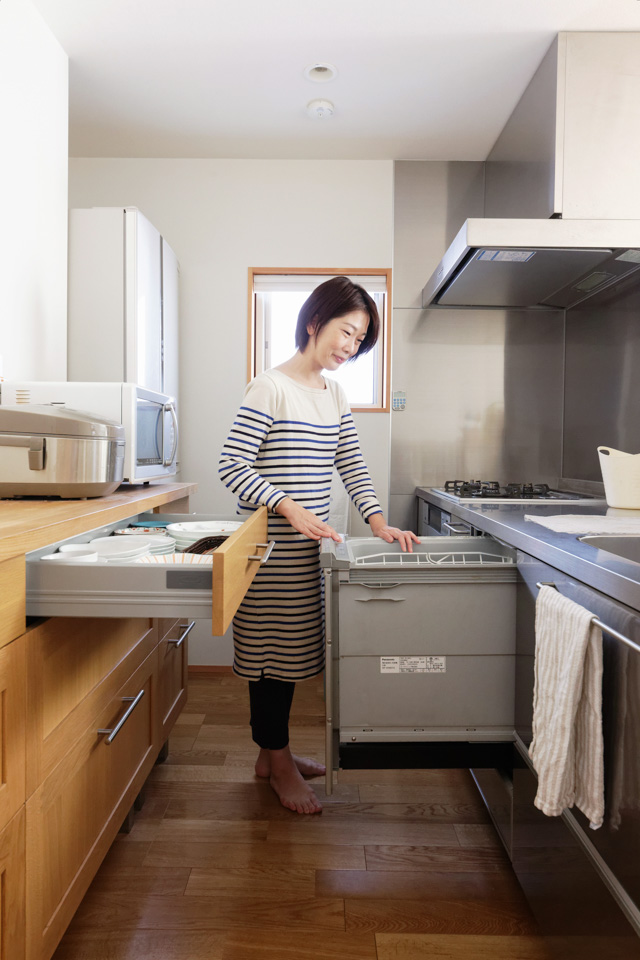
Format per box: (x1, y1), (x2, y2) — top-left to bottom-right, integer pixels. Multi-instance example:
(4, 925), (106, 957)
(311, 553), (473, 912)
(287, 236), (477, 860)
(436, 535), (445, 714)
(380, 656), (446, 674)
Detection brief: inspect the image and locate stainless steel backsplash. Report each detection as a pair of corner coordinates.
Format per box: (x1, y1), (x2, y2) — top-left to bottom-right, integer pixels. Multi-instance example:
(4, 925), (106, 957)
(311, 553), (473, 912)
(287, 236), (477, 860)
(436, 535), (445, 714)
(563, 276), (640, 482)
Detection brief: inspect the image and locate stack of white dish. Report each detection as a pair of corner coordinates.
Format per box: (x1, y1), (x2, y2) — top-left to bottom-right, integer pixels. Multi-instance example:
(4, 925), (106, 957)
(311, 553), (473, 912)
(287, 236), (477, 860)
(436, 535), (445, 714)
(104, 532), (175, 556)
(165, 520), (242, 551)
(88, 536), (153, 562)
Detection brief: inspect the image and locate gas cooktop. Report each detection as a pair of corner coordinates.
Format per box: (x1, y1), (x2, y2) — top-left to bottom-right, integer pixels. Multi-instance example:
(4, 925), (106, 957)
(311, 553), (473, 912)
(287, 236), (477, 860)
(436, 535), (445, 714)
(432, 480), (600, 504)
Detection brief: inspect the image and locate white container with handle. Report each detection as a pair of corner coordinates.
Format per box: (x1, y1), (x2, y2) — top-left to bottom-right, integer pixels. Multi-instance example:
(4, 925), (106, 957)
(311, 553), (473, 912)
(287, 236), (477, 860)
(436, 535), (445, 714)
(598, 446), (640, 508)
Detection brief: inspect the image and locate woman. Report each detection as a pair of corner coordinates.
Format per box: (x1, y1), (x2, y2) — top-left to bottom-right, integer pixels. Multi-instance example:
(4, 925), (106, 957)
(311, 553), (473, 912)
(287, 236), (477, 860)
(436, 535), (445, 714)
(219, 276), (419, 814)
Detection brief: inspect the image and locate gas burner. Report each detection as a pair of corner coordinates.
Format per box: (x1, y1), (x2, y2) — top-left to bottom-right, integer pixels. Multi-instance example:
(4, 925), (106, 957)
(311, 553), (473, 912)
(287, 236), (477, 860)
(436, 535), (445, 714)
(437, 480), (597, 503)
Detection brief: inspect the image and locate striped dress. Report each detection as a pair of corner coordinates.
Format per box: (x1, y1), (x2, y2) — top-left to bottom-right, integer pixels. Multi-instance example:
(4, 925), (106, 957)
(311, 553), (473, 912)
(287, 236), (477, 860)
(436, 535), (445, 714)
(218, 369), (382, 682)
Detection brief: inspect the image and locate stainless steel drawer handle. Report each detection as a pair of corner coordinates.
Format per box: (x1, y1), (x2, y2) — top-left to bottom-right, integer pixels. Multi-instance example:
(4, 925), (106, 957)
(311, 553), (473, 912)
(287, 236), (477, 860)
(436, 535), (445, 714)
(354, 596), (407, 602)
(168, 620), (196, 648)
(442, 520), (471, 534)
(98, 689), (145, 744)
(248, 541), (275, 564)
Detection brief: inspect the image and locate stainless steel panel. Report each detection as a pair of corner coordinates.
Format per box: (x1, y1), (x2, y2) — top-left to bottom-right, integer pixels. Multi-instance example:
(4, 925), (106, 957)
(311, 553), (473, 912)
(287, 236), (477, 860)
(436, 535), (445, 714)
(564, 279), (640, 482)
(485, 35), (563, 220)
(563, 34), (640, 220)
(513, 754), (640, 958)
(516, 551), (640, 935)
(393, 160), (485, 310)
(389, 306), (564, 497)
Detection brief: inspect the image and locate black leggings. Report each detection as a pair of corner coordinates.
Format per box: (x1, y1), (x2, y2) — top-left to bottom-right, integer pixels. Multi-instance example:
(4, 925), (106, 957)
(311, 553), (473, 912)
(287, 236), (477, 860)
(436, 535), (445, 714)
(248, 677), (295, 750)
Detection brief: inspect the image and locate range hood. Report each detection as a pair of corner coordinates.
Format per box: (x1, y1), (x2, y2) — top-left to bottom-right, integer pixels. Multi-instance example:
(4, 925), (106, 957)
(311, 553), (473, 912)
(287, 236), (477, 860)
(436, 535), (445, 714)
(422, 218), (640, 310)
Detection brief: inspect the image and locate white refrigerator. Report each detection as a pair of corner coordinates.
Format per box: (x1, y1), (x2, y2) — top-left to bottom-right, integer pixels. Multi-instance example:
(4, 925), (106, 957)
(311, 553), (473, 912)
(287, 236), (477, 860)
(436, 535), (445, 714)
(67, 207), (179, 405)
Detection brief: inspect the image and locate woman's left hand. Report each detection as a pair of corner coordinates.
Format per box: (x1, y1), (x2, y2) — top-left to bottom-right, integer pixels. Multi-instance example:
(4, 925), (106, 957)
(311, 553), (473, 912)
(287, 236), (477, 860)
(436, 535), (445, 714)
(368, 515), (420, 553)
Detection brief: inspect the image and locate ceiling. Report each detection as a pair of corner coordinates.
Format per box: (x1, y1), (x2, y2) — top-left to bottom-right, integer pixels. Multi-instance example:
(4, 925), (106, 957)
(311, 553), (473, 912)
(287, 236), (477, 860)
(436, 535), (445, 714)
(32, 0), (640, 161)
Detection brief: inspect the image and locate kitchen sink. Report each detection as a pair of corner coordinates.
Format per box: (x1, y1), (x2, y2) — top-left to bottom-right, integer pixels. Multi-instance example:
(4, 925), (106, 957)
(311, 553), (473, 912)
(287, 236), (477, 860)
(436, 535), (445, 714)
(579, 536), (640, 565)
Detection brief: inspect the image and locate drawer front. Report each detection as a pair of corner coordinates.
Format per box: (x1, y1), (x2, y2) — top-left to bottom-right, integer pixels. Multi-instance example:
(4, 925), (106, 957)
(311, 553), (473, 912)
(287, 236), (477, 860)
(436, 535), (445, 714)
(338, 581), (516, 656)
(26, 649), (157, 960)
(471, 767), (513, 857)
(339, 654), (515, 730)
(0, 808), (26, 960)
(0, 637), (26, 832)
(26, 618), (155, 797)
(25, 509), (268, 635)
(157, 619), (191, 741)
(0, 556), (25, 649)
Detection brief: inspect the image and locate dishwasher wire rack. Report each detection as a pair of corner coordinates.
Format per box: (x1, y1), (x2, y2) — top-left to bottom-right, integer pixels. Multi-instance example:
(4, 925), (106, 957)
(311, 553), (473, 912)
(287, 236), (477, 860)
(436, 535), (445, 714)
(353, 548), (515, 566)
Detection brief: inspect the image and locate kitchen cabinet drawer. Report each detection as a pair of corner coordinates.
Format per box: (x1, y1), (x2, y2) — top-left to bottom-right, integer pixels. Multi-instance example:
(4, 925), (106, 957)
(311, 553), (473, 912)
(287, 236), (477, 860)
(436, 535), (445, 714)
(25, 618), (155, 796)
(157, 618), (191, 744)
(0, 556), (25, 649)
(25, 508), (268, 636)
(0, 807), (26, 960)
(512, 751), (640, 958)
(0, 636), (26, 832)
(338, 653), (515, 734)
(337, 580), (516, 656)
(26, 647), (157, 960)
(471, 766), (513, 857)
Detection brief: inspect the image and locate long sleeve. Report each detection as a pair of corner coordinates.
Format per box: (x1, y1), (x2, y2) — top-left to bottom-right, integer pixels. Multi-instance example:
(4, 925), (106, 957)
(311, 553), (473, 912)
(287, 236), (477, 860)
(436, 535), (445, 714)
(218, 377), (288, 512)
(334, 408), (382, 523)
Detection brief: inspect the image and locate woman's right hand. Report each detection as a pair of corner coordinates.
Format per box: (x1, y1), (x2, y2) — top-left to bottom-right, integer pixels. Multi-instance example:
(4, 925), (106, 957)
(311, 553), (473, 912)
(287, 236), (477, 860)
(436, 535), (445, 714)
(275, 498), (342, 542)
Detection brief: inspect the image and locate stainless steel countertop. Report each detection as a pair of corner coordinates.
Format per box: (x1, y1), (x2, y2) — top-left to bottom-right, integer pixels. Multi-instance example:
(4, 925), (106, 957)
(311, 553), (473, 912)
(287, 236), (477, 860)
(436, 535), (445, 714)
(416, 486), (640, 611)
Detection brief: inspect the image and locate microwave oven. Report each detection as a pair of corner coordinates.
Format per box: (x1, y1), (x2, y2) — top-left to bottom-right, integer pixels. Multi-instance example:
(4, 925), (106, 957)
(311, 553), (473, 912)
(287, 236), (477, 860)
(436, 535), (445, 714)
(0, 381), (178, 483)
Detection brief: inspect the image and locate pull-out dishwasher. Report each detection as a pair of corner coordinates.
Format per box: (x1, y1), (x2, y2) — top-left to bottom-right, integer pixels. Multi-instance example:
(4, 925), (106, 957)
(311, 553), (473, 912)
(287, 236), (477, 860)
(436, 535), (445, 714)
(320, 536), (517, 791)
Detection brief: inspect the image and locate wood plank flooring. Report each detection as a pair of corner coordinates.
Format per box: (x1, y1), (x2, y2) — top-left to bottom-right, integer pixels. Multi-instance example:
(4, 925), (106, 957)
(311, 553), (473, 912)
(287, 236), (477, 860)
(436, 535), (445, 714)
(53, 672), (551, 960)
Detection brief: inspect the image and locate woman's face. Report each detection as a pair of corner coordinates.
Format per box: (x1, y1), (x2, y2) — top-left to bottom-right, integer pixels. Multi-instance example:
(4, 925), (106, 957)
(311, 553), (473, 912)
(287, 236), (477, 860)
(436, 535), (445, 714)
(306, 310), (369, 371)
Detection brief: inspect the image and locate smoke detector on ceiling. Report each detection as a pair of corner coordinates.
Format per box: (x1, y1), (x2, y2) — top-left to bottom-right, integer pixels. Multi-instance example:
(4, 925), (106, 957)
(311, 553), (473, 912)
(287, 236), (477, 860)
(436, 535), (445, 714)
(306, 99), (334, 120)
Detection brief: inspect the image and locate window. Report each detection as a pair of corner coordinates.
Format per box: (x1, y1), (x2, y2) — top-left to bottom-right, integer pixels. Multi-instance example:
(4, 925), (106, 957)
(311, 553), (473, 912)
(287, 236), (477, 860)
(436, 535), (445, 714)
(248, 269), (391, 412)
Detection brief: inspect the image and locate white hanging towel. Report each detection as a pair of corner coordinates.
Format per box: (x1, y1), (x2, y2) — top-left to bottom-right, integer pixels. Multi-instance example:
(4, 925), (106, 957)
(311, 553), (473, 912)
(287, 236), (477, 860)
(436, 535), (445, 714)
(529, 585), (604, 829)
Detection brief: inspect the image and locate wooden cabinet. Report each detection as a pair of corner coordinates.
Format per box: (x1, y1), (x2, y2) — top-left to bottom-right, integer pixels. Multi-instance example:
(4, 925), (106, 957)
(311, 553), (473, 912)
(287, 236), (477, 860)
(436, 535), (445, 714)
(25, 618), (156, 797)
(0, 807), (26, 960)
(0, 485), (274, 960)
(0, 556), (25, 650)
(157, 618), (191, 745)
(0, 635), (26, 833)
(25, 636), (158, 960)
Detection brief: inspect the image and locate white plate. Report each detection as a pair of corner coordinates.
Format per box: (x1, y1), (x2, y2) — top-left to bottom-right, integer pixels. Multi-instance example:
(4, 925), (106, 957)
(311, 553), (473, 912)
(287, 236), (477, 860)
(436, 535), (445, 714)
(166, 521), (242, 536)
(89, 537), (151, 559)
(135, 553), (213, 565)
(41, 549), (99, 562)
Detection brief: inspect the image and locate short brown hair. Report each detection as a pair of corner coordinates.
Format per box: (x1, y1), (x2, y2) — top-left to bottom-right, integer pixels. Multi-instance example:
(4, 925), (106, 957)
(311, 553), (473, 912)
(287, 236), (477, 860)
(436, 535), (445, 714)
(295, 276), (380, 360)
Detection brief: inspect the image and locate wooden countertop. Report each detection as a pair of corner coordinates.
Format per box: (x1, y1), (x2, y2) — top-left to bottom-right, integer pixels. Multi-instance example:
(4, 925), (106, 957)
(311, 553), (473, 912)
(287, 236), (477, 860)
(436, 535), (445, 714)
(0, 481), (197, 562)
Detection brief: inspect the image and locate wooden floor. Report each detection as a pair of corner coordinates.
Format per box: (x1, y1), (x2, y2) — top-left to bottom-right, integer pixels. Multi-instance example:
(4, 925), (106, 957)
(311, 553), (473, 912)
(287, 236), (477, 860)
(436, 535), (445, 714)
(53, 673), (551, 960)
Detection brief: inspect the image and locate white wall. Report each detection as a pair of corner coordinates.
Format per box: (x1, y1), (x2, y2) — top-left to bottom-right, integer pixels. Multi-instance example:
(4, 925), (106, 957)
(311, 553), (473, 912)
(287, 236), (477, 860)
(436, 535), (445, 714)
(69, 158), (393, 664)
(0, 0), (68, 381)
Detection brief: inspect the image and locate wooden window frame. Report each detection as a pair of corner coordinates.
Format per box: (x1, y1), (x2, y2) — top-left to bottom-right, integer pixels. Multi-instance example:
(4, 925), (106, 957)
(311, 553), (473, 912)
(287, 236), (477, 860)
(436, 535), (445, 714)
(248, 267), (392, 413)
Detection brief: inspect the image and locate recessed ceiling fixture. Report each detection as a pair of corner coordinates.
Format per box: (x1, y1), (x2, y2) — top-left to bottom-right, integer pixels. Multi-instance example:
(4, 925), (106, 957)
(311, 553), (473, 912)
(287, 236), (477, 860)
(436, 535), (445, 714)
(304, 62), (338, 83)
(306, 99), (334, 120)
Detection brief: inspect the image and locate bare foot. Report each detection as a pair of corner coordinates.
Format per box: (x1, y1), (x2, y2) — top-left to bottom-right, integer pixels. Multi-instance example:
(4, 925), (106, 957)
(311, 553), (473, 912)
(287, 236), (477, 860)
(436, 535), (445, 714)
(255, 748), (325, 779)
(270, 766), (322, 814)
(256, 746), (322, 814)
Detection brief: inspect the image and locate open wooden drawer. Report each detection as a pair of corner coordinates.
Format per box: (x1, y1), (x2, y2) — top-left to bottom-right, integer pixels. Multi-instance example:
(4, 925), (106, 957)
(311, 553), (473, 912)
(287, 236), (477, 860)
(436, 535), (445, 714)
(25, 507), (269, 635)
